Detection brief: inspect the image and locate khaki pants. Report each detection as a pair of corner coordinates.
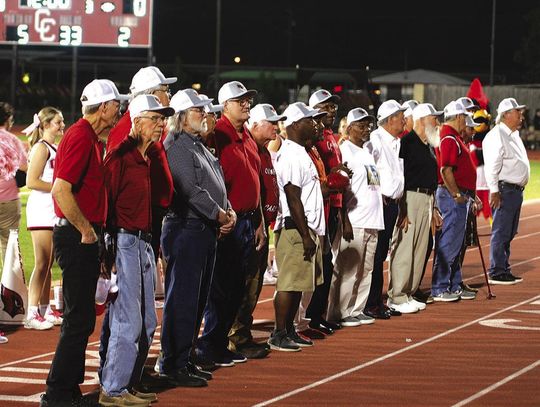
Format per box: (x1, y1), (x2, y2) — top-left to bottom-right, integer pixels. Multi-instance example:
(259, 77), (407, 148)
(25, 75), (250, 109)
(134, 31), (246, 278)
(327, 228), (378, 321)
(388, 191), (433, 304)
(0, 199), (21, 268)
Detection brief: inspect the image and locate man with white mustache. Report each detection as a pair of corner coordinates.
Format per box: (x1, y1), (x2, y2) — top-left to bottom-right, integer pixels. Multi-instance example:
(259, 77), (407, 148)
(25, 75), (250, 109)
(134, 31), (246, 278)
(387, 104), (443, 313)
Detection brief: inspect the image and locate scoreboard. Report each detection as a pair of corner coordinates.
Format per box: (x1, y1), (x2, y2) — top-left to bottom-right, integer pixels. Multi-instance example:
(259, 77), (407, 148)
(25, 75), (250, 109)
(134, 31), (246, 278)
(0, 0), (153, 47)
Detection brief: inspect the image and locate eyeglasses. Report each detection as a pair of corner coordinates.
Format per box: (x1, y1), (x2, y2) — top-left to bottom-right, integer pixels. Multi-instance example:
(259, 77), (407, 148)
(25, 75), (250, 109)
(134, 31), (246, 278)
(188, 107), (206, 115)
(230, 98), (253, 107)
(152, 87), (171, 98)
(317, 103), (338, 112)
(351, 121), (373, 131)
(138, 115), (166, 124)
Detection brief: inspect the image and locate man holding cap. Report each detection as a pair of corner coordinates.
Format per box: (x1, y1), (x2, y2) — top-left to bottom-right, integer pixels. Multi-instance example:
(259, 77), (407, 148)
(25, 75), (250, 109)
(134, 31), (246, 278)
(228, 104), (285, 358)
(157, 89), (231, 386)
(401, 99), (419, 137)
(307, 89), (348, 334)
(107, 66), (177, 292)
(99, 95), (174, 406)
(41, 79), (128, 407)
(327, 108), (383, 326)
(431, 101), (476, 302)
(198, 81), (264, 366)
(387, 103), (443, 313)
(364, 99), (405, 319)
(483, 98), (530, 285)
(269, 102), (325, 351)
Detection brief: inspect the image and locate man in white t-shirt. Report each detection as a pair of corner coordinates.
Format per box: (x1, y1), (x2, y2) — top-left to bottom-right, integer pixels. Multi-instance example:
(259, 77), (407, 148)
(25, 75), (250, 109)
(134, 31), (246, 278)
(269, 102), (325, 352)
(364, 100), (406, 319)
(327, 108), (384, 327)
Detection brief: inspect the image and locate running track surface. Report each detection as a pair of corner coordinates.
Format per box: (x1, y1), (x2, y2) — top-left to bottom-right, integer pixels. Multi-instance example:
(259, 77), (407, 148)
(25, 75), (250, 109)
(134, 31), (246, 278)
(1, 201), (539, 407)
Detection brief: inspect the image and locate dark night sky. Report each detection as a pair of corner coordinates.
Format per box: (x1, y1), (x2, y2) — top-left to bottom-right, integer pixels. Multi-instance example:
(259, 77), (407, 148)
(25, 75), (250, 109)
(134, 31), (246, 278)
(153, 0), (539, 81)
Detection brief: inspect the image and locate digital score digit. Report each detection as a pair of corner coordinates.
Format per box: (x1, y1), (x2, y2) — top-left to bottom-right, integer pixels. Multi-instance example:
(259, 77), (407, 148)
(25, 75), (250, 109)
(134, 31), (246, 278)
(1, 0), (153, 47)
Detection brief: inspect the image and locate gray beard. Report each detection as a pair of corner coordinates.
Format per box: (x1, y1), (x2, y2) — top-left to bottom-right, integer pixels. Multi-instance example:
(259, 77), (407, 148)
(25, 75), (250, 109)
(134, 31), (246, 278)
(425, 124), (440, 148)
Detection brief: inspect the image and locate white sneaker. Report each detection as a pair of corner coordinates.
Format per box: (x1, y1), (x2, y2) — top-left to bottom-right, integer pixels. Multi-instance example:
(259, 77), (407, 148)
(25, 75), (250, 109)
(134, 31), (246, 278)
(0, 332), (7, 344)
(44, 309), (63, 325)
(24, 313), (54, 330)
(387, 300), (419, 314)
(263, 270), (277, 286)
(408, 297), (427, 311)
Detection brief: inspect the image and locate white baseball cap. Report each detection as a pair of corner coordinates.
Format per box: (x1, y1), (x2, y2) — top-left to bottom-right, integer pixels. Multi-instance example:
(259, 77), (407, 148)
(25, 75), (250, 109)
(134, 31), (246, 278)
(248, 104), (286, 127)
(401, 99), (419, 118)
(129, 66), (177, 94)
(465, 115), (481, 128)
(199, 94), (223, 113)
(346, 107), (374, 125)
(443, 100), (471, 119)
(497, 97), (526, 115)
(170, 89), (213, 113)
(412, 103), (443, 121)
(129, 94), (175, 119)
(217, 81), (257, 104)
(377, 99), (406, 121)
(283, 102), (326, 128)
(456, 96), (478, 111)
(80, 79), (129, 107)
(308, 89), (341, 108)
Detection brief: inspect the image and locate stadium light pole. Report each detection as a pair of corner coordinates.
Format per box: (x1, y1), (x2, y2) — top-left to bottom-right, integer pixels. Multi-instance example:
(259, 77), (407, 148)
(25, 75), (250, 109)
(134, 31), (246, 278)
(10, 44), (17, 107)
(214, 0), (221, 94)
(70, 46), (78, 124)
(489, 0), (496, 86)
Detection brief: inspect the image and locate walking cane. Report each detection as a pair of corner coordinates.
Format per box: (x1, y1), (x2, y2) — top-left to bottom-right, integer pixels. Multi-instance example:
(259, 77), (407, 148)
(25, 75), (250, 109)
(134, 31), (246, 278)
(472, 216), (495, 299)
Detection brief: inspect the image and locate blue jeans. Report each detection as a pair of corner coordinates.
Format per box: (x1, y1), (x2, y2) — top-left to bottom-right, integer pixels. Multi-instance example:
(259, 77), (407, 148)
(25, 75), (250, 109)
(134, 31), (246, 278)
(198, 214), (257, 355)
(101, 233), (157, 396)
(160, 217), (217, 374)
(489, 185), (523, 277)
(432, 187), (470, 296)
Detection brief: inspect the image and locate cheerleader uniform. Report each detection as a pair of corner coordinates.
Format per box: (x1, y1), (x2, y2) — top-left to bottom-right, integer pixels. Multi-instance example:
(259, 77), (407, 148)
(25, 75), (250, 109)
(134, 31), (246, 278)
(26, 140), (58, 230)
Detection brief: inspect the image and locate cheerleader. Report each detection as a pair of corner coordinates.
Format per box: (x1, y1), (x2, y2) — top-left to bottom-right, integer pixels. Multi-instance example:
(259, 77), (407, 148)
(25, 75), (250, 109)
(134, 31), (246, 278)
(23, 107), (65, 330)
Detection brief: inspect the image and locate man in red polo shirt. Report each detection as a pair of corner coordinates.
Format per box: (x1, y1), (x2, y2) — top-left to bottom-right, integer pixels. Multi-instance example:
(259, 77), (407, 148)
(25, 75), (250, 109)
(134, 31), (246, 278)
(41, 79), (128, 407)
(197, 81), (265, 367)
(431, 101), (477, 302)
(228, 103), (285, 358)
(306, 89), (350, 334)
(100, 95), (174, 406)
(107, 66), (177, 276)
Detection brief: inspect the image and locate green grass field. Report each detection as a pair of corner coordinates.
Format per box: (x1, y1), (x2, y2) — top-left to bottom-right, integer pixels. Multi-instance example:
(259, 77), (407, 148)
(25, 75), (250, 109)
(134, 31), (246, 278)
(13, 161), (540, 283)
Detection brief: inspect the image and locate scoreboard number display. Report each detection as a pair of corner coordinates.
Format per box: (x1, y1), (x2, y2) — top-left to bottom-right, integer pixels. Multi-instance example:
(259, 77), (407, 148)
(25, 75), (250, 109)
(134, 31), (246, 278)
(0, 0), (153, 47)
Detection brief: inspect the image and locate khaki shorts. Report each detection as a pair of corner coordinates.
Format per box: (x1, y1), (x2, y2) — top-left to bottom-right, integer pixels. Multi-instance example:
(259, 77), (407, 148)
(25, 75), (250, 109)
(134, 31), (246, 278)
(275, 228), (323, 292)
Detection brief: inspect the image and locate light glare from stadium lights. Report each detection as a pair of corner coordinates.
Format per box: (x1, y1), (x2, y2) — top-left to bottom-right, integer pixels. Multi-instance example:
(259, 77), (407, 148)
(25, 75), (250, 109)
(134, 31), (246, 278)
(100, 2), (116, 12)
(234, 56), (241, 64)
(22, 73), (30, 84)
(192, 83), (201, 90)
(374, 89), (381, 95)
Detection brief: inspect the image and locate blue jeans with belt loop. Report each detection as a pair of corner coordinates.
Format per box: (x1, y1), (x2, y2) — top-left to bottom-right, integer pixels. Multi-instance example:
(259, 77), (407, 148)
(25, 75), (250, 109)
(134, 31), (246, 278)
(432, 186), (470, 296)
(160, 217), (217, 374)
(101, 233), (157, 396)
(489, 185), (523, 278)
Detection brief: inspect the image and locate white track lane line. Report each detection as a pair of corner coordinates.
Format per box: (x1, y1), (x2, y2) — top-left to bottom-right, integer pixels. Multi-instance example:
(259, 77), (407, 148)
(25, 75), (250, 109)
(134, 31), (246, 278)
(451, 359), (540, 407)
(252, 292), (540, 407)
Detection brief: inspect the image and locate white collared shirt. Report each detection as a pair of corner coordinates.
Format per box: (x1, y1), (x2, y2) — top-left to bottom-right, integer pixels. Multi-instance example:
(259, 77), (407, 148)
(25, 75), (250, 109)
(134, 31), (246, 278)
(365, 126), (404, 199)
(274, 139), (325, 236)
(340, 140), (384, 230)
(482, 122), (530, 193)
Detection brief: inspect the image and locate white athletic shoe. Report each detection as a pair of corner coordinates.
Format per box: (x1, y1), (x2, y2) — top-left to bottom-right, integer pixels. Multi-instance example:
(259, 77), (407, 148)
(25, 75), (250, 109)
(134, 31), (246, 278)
(0, 332), (8, 344)
(44, 309), (63, 325)
(263, 269), (277, 286)
(408, 297), (427, 311)
(387, 300), (419, 314)
(24, 312), (54, 330)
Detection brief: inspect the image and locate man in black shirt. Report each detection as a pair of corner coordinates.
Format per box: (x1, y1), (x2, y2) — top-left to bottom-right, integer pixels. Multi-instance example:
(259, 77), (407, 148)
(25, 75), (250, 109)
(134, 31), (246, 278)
(386, 103), (443, 314)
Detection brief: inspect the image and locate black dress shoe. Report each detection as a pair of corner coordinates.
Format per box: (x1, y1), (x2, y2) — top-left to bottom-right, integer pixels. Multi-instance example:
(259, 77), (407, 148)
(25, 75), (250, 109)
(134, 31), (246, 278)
(364, 307), (390, 320)
(309, 322), (333, 335)
(160, 367), (208, 387)
(236, 343), (270, 359)
(187, 361), (213, 380)
(384, 305), (402, 317)
(321, 319), (342, 331)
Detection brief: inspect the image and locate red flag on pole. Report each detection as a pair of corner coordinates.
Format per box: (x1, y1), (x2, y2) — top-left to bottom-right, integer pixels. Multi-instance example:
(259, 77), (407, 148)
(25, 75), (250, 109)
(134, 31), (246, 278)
(467, 78), (489, 110)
